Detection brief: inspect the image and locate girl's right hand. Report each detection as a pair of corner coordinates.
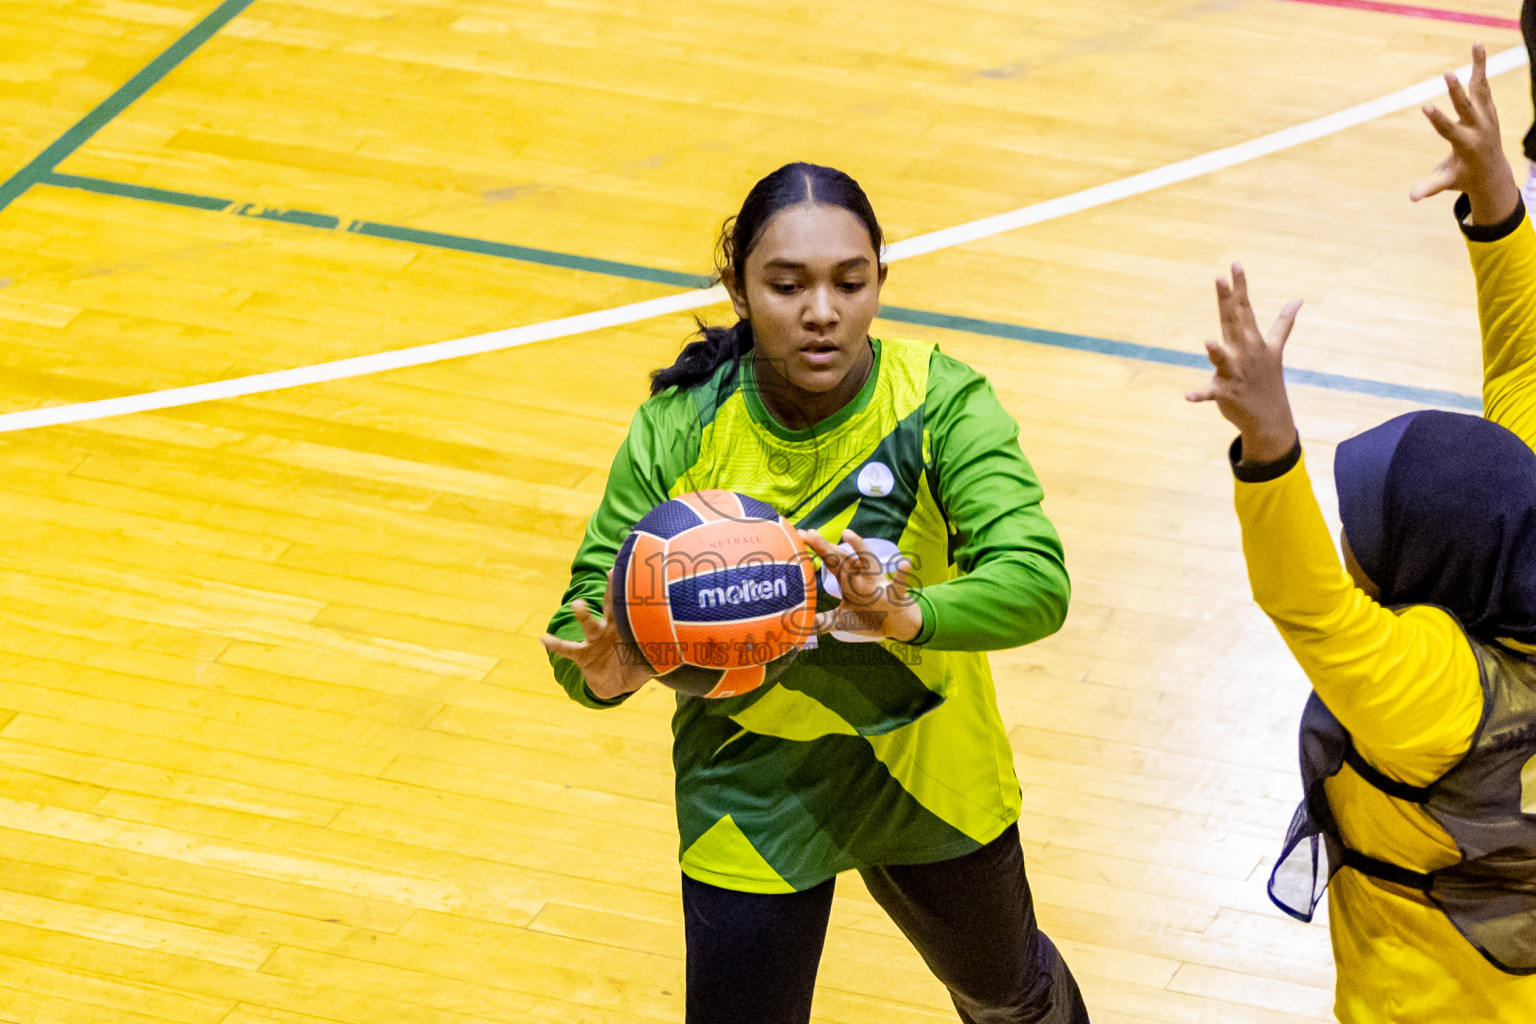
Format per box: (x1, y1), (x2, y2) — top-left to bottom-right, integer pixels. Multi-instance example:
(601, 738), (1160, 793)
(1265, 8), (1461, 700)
(1186, 264), (1302, 464)
(1409, 43), (1519, 226)
(539, 570), (653, 700)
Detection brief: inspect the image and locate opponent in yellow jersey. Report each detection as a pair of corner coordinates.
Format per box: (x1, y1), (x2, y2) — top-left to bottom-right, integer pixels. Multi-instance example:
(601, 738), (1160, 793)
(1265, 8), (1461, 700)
(1190, 45), (1536, 1023)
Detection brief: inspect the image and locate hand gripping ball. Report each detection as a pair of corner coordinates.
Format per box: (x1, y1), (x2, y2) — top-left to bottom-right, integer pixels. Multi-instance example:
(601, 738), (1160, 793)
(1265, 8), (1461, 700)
(612, 490), (817, 698)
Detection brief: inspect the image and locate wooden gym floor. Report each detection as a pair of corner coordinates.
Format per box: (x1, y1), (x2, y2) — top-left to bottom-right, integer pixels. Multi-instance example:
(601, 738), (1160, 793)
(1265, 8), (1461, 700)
(0, 0), (1526, 1021)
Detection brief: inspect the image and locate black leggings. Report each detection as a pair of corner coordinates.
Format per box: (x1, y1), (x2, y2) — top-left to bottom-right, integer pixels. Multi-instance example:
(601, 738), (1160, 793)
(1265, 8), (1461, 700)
(682, 824), (1090, 1024)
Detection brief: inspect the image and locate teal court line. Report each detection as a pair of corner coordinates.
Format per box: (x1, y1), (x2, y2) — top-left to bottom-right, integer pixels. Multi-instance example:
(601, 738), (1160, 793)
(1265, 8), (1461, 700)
(37, 170), (1483, 412)
(0, 0), (256, 215)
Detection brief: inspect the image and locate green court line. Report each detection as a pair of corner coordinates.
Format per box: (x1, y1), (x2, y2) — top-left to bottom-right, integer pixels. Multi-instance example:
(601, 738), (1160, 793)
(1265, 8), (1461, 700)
(0, 0), (255, 215)
(43, 172), (335, 227)
(240, 203), (339, 229)
(41, 171), (712, 286)
(44, 171), (232, 211)
(32, 170), (1481, 411)
(346, 221), (714, 288)
(879, 306), (1482, 411)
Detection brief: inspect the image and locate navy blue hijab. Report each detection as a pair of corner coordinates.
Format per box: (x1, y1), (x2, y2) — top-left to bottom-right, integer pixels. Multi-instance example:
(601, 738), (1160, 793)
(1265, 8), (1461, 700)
(1335, 410), (1536, 644)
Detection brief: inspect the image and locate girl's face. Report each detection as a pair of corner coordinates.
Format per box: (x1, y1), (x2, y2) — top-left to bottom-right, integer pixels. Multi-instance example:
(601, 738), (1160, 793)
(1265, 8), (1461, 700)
(727, 202), (886, 403)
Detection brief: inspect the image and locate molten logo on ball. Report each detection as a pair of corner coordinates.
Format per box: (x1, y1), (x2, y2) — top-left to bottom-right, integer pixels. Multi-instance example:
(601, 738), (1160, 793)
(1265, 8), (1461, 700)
(699, 579), (786, 607)
(674, 564), (801, 616)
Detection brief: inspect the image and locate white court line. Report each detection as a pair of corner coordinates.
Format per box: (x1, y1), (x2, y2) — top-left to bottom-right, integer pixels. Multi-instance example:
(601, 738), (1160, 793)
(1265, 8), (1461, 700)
(0, 45), (1524, 434)
(885, 45), (1529, 260)
(1, 287), (727, 432)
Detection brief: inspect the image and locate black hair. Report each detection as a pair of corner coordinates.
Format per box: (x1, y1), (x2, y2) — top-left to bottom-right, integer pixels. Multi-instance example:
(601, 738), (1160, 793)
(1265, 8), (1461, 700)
(649, 162), (884, 396)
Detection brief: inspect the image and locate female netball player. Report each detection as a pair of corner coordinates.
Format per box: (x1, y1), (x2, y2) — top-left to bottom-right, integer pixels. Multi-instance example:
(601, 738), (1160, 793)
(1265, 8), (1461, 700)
(1189, 44), (1536, 1023)
(540, 162), (1089, 1024)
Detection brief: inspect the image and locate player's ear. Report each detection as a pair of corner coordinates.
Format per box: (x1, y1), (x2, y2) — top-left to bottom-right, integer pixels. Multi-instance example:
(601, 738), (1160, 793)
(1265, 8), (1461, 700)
(723, 267), (750, 320)
(877, 263), (888, 289)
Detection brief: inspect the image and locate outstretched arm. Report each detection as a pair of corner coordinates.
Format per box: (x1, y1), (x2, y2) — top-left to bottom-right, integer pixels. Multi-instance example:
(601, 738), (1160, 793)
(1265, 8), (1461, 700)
(1412, 43), (1536, 447)
(910, 354), (1069, 651)
(1187, 268), (1481, 782)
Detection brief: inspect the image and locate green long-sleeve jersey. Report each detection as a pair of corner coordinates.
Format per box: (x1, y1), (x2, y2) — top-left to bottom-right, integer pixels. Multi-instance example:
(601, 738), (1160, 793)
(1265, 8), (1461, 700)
(547, 336), (1069, 891)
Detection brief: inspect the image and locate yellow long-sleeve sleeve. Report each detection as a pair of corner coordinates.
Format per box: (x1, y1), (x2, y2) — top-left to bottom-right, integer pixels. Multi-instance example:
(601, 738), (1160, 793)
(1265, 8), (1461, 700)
(1234, 456), (1482, 783)
(1467, 195), (1536, 446)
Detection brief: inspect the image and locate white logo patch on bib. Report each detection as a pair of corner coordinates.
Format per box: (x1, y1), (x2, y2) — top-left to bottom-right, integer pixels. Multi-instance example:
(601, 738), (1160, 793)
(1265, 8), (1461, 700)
(857, 461), (894, 497)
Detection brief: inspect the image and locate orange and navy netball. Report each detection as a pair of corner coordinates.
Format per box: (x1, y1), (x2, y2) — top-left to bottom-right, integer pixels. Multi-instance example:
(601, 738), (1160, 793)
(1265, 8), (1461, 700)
(612, 490), (818, 698)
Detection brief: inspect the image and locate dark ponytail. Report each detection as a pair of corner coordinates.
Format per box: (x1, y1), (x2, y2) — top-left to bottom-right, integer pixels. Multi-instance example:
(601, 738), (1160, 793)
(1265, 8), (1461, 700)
(648, 319), (754, 396)
(649, 162), (883, 396)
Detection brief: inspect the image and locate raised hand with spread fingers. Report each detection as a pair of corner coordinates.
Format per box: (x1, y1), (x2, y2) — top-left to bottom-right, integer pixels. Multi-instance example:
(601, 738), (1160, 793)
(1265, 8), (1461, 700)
(1185, 263), (1302, 464)
(1410, 42), (1520, 226)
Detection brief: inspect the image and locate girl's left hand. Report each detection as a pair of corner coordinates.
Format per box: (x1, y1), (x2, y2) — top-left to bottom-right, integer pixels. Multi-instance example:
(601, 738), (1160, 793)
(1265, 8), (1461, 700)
(1408, 43), (1518, 225)
(797, 528), (924, 643)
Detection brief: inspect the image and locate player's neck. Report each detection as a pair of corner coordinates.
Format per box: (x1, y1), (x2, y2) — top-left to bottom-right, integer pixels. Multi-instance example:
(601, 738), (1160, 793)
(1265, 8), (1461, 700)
(753, 341), (874, 431)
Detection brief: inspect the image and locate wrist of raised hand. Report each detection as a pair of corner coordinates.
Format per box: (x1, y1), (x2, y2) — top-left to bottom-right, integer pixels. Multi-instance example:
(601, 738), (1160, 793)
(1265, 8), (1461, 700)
(1239, 422), (1298, 464)
(1463, 161), (1519, 226)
